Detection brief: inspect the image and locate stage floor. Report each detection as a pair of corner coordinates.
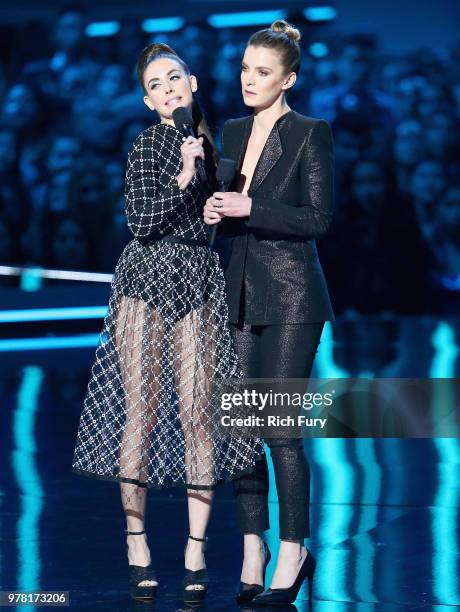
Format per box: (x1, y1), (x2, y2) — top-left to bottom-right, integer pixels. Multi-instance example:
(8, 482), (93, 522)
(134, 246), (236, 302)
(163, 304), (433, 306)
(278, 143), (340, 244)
(1, 317), (460, 610)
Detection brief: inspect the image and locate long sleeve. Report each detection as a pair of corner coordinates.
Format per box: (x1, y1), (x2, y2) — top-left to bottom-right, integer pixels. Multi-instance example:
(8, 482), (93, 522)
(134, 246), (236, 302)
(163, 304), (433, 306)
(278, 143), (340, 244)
(245, 119), (334, 240)
(124, 132), (199, 239)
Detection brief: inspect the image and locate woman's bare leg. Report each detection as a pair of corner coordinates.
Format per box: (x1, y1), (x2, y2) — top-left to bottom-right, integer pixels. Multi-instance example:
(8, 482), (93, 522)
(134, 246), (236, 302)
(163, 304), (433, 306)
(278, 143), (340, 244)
(116, 297), (162, 587)
(120, 483), (158, 586)
(173, 307), (216, 590)
(269, 540), (308, 589)
(241, 534), (267, 585)
(183, 490), (214, 590)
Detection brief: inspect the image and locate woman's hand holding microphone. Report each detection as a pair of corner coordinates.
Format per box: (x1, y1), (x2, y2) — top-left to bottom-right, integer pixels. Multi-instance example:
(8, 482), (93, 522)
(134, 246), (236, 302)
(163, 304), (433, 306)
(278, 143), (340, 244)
(177, 135), (205, 190)
(176, 135), (253, 223)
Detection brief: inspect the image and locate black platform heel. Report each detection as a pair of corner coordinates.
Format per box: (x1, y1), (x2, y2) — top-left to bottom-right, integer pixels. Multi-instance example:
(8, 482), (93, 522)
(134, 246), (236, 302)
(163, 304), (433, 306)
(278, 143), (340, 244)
(235, 540), (271, 604)
(182, 534), (209, 604)
(125, 528), (158, 601)
(251, 548), (316, 606)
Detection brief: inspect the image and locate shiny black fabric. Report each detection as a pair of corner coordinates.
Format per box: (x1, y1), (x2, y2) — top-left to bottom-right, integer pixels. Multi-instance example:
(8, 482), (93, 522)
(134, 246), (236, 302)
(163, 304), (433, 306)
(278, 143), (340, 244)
(218, 110), (335, 325)
(230, 321), (324, 540)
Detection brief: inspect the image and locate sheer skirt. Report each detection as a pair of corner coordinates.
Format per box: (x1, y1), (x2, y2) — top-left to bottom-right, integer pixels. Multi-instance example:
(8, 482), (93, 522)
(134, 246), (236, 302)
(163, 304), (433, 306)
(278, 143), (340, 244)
(72, 240), (264, 490)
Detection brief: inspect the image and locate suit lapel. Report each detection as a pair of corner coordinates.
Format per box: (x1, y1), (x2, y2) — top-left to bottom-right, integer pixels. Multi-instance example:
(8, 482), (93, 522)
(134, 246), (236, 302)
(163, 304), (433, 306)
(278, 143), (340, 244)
(236, 115), (253, 171)
(234, 115), (284, 196)
(248, 121), (283, 195)
(230, 112), (289, 195)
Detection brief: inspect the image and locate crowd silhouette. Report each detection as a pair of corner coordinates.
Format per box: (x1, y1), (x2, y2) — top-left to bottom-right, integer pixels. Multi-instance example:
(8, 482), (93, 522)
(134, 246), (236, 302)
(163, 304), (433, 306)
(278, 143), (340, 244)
(1, 6), (459, 316)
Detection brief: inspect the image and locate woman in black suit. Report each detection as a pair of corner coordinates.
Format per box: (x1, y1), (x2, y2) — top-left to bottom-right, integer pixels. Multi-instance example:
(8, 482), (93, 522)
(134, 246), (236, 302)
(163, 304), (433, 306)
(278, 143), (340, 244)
(204, 20), (335, 605)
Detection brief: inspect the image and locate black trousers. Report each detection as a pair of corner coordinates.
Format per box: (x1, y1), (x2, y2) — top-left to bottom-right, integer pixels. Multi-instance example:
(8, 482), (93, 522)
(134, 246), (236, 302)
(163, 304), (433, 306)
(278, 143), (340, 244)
(230, 320), (324, 541)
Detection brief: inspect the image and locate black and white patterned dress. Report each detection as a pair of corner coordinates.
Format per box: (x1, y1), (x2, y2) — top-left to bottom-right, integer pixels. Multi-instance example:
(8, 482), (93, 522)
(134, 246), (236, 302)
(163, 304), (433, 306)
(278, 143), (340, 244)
(71, 123), (264, 490)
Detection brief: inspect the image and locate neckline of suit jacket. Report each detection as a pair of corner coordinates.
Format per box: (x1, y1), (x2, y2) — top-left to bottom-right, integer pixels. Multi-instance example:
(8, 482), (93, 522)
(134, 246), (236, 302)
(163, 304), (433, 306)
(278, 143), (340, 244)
(231, 108), (295, 196)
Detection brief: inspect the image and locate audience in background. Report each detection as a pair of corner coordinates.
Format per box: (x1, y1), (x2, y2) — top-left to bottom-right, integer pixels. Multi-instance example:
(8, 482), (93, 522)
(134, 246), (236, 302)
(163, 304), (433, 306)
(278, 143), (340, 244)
(0, 10), (458, 316)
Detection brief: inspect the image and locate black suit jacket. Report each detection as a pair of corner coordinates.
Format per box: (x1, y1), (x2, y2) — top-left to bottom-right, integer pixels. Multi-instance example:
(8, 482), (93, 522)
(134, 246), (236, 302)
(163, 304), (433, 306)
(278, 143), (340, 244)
(218, 109), (335, 324)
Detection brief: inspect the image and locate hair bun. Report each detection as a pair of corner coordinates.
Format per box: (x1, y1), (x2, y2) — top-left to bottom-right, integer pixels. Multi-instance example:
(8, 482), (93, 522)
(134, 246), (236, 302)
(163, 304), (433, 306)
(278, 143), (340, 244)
(148, 42), (178, 56)
(270, 19), (301, 43)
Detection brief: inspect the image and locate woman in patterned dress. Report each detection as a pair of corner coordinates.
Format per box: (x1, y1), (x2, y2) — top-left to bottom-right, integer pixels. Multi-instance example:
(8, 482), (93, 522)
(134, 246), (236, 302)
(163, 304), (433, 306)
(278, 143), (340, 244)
(71, 43), (264, 602)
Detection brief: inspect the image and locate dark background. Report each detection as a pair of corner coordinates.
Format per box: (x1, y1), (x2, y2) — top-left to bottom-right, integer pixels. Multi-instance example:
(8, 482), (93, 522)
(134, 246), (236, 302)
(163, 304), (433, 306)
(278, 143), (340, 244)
(1, 6), (460, 610)
(0, 0), (459, 317)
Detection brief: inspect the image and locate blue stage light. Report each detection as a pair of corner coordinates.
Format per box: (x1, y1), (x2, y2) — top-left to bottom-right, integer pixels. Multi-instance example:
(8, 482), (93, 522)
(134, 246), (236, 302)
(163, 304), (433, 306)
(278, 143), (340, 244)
(208, 10), (287, 29)
(303, 7), (337, 22)
(141, 17), (185, 33)
(310, 42), (329, 58)
(0, 306), (108, 323)
(430, 322), (459, 378)
(85, 21), (120, 37)
(0, 335), (101, 352)
(12, 366), (44, 590)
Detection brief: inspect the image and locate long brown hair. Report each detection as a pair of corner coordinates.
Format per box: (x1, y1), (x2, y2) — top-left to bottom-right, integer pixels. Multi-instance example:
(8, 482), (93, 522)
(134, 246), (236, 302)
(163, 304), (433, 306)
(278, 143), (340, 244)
(137, 43), (219, 166)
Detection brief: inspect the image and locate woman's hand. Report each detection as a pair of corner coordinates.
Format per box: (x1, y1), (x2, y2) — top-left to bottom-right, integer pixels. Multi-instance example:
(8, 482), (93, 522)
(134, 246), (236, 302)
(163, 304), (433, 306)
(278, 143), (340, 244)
(181, 135), (205, 172)
(204, 196), (225, 225)
(177, 135), (205, 189)
(177, 169), (195, 190)
(206, 192), (252, 218)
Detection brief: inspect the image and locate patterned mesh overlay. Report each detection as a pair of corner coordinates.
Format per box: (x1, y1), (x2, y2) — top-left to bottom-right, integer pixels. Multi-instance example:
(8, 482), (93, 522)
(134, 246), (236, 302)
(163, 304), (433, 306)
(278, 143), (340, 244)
(72, 123), (265, 490)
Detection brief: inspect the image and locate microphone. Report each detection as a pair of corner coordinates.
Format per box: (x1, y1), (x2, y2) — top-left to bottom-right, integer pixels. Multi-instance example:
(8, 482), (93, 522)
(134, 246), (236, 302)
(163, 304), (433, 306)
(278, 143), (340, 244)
(172, 106), (207, 183)
(209, 158), (237, 247)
